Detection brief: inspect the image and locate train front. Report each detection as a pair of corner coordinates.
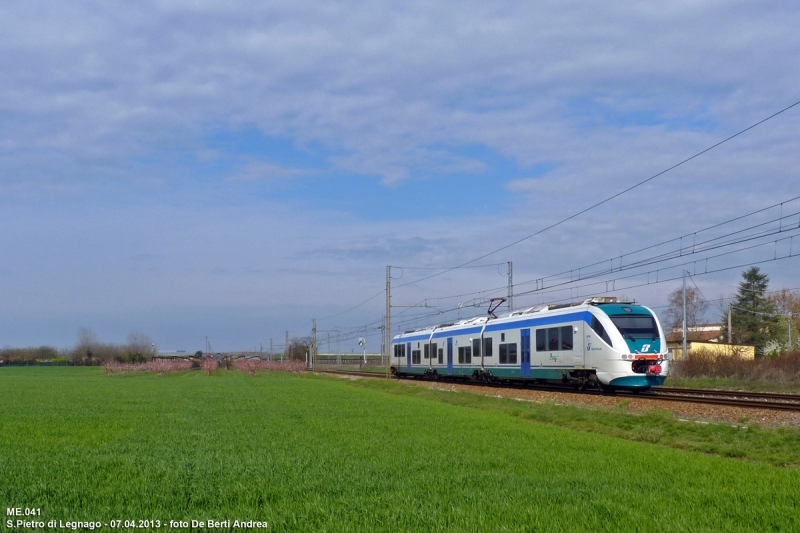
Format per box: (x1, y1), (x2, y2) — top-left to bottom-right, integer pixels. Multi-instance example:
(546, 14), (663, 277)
(587, 302), (669, 388)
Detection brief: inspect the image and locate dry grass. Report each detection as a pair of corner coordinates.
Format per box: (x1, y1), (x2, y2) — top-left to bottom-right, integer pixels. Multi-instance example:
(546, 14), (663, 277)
(672, 348), (800, 383)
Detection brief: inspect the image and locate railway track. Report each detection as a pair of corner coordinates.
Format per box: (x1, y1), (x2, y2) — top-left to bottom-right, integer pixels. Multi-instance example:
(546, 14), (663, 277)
(643, 387), (800, 411)
(318, 369), (800, 412)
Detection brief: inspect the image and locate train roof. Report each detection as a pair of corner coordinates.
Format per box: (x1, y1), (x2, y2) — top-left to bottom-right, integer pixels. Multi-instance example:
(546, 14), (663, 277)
(394, 296), (641, 340)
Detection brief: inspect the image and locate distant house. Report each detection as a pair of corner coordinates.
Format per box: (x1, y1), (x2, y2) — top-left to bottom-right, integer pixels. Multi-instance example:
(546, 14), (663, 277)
(665, 324), (755, 360)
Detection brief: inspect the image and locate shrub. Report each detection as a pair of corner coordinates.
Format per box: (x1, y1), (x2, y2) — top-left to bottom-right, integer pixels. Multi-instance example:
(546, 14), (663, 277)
(103, 360), (193, 375)
(231, 359), (306, 375)
(0, 346), (60, 362)
(672, 347), (800, 383)
(201, 358), (218, 376)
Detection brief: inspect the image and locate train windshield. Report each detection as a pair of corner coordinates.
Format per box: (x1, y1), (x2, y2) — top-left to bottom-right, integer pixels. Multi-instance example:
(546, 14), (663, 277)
(609, 315), (658, 340)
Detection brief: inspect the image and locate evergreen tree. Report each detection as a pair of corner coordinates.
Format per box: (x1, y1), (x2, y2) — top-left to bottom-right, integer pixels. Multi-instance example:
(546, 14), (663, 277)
(724, 267), (779, 353)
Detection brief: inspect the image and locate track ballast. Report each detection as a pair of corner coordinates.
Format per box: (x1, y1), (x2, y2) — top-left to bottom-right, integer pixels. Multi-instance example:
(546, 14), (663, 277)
(317, 370), (800, 412)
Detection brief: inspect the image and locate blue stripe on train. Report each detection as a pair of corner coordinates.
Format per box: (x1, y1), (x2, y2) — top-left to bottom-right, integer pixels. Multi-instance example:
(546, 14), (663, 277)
(395, 311), (594, 343)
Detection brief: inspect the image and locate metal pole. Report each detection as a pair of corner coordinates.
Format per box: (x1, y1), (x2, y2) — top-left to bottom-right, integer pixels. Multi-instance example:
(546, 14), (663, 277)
(727, 305), (732, 344)
(682, 270), (687, 360)
(284, 330), (288, 362)
(789, 314), (793, 348)
(312, 319), (317, 370)
(386, 266), (391, 377)
(381, 315), (386, 366)
(507, 261), (514, 313)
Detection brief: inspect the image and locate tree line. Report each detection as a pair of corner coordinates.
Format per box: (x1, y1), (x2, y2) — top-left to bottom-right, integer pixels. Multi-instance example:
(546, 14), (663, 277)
(664, 267), (799, 357)
(1, 328), (313, 365)
(1, 328), (158, 364)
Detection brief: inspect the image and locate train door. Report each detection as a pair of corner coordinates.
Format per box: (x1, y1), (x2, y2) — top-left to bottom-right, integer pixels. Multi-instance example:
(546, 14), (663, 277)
(521, 329), (531, 377)
(406, 342), (411, 371)
(447, 338), (453, 374)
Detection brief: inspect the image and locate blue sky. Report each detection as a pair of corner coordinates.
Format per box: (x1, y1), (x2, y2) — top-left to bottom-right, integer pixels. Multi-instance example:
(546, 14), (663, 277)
(1, 1), (799, 352)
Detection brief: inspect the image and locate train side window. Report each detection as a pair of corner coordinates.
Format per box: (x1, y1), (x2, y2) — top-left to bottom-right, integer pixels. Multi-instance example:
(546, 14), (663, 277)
(465, 346), (471, 364)
(536, 330), (546, 351)
(501, 333), (505, 342)
(424, 344), (429, 359)
(483, 337), (493, 357)
(472, 338), (481, 358)
(507, 343), (517, 364)
(412, 350), (421, 364)
(548, 328), (559, 351)
(499, 343), (517, 364)
(590, 317), (612, 346)
(458, 346), (465, 364)
(561, 326), (573, 350)
(438, 348), (443, 364)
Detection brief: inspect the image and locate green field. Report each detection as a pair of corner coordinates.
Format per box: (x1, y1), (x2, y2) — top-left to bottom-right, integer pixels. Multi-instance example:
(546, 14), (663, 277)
(1, 368), (799, 532)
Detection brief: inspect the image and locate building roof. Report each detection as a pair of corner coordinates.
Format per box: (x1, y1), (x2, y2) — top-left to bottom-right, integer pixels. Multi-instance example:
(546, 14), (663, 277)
(665, 325), (725, 343)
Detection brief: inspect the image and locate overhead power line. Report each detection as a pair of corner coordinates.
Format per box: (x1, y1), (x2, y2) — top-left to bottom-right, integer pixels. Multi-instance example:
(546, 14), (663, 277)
(393, 99), (800, 290)
(389, 198), (800, 309)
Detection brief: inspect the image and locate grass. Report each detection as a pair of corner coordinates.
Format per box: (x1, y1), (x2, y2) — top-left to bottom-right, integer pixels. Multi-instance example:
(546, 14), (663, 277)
(342, 374), (800, 467)
(666, 375), (800, 394)
(1, 367), (799, 532)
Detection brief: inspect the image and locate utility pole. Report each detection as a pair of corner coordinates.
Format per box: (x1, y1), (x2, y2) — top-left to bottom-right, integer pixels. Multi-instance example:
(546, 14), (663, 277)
(269, 338), (273, 361)
(311, 319), (317, 370)
(727, 305), (732, 344)
(507, 261), (514, 313)
(284, 330), (288, 362)
(336, 328), (341, 366)
(682, 270), (688, 360)
(381, 315), (386, 366)
(788, 314), (793, 348)
(386, 266), (392, 377)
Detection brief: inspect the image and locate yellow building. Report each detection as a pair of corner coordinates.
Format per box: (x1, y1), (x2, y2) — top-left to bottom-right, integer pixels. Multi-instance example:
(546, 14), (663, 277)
(666, 324), (755, 360)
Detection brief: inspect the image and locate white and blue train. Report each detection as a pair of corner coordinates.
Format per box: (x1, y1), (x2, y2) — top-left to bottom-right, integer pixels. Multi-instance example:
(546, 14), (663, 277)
(391, 297), (668, 390)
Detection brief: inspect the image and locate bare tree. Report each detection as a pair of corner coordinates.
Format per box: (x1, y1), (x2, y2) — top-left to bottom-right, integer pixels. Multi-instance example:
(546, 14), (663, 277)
(77, 327), (98, 350)
(664, 286), (709, 331)
(288, 336), (312, 361)
(769, 288), (800, 323)
(125, 331), (156, 362)
(74, 327), (99, 365)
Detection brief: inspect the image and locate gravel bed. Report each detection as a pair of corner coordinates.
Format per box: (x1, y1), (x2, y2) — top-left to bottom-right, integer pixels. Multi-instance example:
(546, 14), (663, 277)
(402, 379), (800, 427)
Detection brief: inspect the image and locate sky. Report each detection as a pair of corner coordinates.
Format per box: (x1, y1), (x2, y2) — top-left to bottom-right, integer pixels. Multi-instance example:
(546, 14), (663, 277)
(1, 1), (799, 353)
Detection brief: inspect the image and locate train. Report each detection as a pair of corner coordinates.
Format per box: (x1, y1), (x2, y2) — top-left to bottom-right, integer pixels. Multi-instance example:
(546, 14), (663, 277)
(390, 296), (668, 390)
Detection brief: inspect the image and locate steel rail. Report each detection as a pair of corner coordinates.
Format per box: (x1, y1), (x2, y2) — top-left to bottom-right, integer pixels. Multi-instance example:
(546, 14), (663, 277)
(655, 387), (800, 402)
